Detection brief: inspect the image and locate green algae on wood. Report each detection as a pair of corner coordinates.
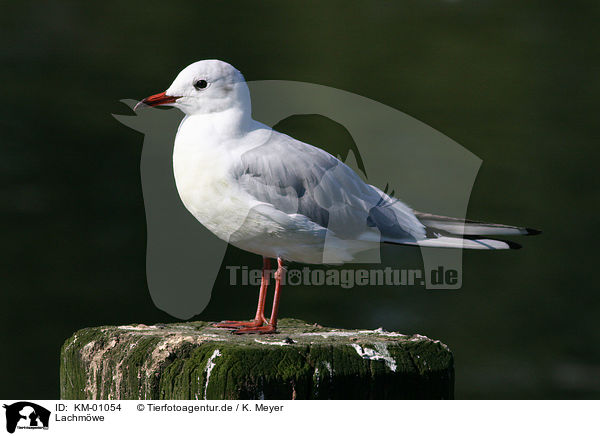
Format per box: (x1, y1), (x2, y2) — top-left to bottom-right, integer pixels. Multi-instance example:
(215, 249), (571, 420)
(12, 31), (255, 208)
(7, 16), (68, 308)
(60, 319), (454, 400)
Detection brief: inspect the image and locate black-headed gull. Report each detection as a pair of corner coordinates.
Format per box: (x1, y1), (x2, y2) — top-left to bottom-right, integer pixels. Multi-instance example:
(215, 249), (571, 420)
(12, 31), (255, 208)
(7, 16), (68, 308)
(136, 60), (540, 334)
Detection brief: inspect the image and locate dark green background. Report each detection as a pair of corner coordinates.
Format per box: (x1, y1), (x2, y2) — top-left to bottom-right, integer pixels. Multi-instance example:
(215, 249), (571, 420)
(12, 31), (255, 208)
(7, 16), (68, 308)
(2, 0), (598, 399)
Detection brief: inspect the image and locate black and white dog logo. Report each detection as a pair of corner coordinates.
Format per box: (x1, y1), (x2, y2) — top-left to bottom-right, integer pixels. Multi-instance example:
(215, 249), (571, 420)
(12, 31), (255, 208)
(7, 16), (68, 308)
(3, 402), (50, 433)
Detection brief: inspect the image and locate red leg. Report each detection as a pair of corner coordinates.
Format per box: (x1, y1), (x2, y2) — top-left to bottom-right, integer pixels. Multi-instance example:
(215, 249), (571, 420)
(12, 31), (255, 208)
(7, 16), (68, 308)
(235, 257), (284, 334)
(213, 258), (270, 329)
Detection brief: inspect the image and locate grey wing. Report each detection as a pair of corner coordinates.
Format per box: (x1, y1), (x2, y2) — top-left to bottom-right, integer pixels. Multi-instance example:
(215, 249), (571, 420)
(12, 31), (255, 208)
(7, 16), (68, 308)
(231, 130), (425, 241)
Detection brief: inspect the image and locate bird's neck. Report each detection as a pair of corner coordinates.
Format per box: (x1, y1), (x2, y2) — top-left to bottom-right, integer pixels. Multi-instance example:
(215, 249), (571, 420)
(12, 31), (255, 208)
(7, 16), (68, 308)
(180, 107), (252, 140)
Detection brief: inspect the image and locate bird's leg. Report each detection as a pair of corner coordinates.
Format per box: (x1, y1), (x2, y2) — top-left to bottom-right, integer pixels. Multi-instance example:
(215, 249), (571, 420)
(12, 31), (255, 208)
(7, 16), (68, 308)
(254, 257), (270, 324)
(235, 257), (285, 334)
(213, 257), (270, 328)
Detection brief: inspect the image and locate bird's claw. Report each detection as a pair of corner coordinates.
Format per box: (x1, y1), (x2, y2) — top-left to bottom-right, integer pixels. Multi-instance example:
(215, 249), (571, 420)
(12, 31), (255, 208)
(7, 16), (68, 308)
(212, 319), (266, 329)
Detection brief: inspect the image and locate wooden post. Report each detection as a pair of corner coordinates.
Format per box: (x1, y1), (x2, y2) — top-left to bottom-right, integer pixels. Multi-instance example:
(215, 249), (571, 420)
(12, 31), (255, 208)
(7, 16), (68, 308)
(60, 319), (453, 400)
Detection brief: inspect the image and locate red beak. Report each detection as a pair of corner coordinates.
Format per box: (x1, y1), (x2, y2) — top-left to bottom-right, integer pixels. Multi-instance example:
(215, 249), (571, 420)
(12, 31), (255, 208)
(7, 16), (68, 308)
(134, 91), (180, 111)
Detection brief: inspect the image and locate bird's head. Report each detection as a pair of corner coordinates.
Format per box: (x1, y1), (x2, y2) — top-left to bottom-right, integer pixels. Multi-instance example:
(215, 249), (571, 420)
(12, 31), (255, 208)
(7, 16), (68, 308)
(135, 60), (250, 116)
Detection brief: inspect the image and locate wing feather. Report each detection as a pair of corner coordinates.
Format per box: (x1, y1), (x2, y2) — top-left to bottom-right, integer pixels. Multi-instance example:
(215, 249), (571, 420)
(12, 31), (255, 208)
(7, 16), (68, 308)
(230, 130), (425, 242)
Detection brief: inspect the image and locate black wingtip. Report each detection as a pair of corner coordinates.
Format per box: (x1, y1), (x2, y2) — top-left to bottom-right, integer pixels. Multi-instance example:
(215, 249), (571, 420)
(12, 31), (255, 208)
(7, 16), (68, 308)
(506, 240), (522, 249)
(525, 228), (542, 236)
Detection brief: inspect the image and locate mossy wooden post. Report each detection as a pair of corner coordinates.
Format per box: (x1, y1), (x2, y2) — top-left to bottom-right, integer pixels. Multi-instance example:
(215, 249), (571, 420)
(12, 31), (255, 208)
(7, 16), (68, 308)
(60, 319), (454, 400)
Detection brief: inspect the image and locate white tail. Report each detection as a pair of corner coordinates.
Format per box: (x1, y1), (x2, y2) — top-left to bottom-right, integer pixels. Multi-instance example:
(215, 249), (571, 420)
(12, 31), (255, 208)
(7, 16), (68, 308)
(385, 236), (521, 250)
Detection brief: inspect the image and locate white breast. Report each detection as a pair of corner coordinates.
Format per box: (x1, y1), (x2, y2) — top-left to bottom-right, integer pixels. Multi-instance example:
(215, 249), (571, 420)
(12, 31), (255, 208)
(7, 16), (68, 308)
(173, 124), (255, 244)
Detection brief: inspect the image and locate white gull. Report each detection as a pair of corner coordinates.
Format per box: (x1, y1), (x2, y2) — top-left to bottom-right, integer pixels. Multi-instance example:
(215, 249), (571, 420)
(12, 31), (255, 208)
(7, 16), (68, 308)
(135, 60), (539, 333)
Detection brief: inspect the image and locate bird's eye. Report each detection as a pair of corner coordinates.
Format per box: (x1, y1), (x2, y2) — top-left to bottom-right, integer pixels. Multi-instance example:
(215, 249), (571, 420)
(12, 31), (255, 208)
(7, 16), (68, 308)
(194, 79), (208, 90)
